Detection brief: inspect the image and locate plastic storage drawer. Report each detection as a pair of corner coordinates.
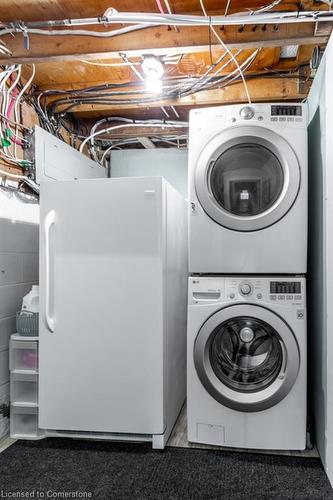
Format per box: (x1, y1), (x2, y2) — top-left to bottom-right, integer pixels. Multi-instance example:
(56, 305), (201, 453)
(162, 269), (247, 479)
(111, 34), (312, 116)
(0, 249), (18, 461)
(10, 405), (43, 439)
(9, 339), (38, 373)
(11, 372), (38, 406)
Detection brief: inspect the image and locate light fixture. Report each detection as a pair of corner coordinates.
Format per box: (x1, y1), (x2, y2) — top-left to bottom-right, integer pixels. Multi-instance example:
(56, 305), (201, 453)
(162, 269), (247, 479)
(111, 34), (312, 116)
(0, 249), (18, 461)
(144, 75), (163, 94)
(141, 55), (164, 94)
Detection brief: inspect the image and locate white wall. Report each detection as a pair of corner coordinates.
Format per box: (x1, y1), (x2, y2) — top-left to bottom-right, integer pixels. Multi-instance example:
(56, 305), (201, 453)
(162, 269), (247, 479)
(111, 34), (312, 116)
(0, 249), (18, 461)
(0, 190), (39, 438)
(110, 149), (188, 198)
(308, 33), (333, 485)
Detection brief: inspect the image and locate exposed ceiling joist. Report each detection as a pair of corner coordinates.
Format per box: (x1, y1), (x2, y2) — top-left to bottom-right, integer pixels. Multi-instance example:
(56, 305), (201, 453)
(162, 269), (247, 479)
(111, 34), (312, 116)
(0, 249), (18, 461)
(1, 22), (330, 65)
(137, 137), (157, 148)
(51, 76), (309, 117)
(26, 45), (313, 91)
(93, 127), (189, 140)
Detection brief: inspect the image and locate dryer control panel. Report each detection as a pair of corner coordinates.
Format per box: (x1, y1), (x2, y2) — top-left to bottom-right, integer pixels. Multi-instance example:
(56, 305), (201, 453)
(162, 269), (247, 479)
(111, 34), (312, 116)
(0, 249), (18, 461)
(190, 103), (306, 131)
(189, 276), (305, 307)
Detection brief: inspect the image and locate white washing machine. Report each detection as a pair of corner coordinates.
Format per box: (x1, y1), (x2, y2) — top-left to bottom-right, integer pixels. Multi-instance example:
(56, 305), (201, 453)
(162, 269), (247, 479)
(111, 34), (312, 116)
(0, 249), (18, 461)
(188, 103), (307, 274)
(187, 276), (306, 450)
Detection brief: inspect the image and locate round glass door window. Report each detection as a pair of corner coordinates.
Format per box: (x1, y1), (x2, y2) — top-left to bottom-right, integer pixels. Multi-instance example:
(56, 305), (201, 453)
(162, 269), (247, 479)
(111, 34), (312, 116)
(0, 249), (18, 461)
(209, 144), (284, 217)
(209, 316), (283, 393)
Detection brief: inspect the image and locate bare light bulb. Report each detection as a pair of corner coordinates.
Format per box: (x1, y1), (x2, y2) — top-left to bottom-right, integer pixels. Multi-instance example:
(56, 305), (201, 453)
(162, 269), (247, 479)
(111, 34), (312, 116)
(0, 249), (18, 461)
(145, 75), (163, 94)
(141, 56), (164, 79)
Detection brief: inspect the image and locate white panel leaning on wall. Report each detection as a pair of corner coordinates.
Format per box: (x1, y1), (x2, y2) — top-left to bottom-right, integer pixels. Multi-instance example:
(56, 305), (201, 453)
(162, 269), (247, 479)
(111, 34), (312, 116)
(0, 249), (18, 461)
(0, 188), (39, 439)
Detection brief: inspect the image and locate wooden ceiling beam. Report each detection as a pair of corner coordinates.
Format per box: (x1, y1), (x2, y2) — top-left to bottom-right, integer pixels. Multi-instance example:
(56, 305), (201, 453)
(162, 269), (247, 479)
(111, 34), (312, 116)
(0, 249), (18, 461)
(51, 77), (308, 118)
(0, 22), (330, 65)
(82, 125), (189, 140)
(29, 45), (313, 91)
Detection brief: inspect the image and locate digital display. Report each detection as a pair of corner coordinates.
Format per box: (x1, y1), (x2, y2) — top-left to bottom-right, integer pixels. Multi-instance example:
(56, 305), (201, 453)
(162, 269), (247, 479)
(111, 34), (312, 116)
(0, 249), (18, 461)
(271, 105), (302, 116)
(270, 281), (301, 294)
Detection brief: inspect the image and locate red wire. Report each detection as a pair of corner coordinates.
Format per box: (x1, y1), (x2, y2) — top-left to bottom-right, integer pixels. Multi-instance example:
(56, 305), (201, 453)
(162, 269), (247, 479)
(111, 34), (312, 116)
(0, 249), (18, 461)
(155, 0), (165, 13)
(5, 75), (24, 146)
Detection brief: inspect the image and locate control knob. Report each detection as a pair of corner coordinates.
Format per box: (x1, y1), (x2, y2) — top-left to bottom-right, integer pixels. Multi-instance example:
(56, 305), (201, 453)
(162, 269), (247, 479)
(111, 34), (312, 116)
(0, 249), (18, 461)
(239, 106), (255, 120)
(239, 283), (252, 296)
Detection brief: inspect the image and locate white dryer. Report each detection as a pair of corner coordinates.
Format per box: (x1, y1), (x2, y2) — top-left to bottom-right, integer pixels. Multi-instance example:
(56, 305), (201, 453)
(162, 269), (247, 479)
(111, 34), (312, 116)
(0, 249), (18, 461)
(188, 103), (307, 274)
(187, 276), (306, 450)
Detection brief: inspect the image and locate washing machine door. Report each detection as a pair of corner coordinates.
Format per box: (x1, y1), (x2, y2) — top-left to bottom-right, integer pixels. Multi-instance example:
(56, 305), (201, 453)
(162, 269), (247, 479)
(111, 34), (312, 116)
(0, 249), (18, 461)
(195, 126), (300, 231)
(194, 304), (300, 412)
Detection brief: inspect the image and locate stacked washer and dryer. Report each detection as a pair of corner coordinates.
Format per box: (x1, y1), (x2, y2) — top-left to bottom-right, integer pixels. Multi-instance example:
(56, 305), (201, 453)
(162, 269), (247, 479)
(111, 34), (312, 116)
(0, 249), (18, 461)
(187, 103), (308, 450)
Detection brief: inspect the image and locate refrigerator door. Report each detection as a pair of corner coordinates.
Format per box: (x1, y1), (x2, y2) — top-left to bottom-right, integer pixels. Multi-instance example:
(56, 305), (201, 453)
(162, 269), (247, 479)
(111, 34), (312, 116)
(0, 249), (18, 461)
(39, 177), (165, 434)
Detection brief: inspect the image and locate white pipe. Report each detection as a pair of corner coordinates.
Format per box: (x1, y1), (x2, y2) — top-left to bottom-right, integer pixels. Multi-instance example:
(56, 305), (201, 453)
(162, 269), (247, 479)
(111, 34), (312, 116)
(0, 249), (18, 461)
(100, 11), (333, 26)
(0, 24), (150, 38)
(1, 10), (333, 39)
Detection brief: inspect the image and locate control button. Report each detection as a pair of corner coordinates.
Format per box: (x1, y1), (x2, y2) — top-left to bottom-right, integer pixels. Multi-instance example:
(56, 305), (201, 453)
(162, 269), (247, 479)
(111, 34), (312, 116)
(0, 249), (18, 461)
(231, 117), (236, 123)
(295, 295), (302, 300)
(256, 293), (263, 299)
(278, 295), (285, 300)
(239, 106), (255, 120)
(286, 295), (293, 300)
(239, 283), (252, 296)
(229, 293), (235, 299)
(258, 116), (263, 121)
(270, 295), (277, 300)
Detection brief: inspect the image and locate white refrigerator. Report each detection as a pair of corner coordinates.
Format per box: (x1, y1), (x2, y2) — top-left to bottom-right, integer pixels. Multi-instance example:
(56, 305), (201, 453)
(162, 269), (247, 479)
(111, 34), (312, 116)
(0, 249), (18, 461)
(38, 177), (187, 449)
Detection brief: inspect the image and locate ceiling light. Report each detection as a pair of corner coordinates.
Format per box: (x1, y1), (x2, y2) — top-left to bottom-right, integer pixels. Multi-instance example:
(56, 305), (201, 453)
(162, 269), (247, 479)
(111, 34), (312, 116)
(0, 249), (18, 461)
(141, 55), (164, 79)
(144, 75), (163, 94)
(141, 55), (164, 94)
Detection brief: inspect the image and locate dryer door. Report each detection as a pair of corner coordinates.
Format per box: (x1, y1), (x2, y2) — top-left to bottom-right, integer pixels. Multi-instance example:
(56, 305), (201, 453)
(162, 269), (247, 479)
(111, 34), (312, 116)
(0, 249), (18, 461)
(194, 304), (300, 412)
(195, 126), (300, 231)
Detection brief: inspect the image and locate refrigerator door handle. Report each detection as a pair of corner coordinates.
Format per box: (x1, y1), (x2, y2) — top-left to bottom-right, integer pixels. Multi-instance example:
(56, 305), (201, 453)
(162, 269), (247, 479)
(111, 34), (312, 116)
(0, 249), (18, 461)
(44, 210), (55, 332)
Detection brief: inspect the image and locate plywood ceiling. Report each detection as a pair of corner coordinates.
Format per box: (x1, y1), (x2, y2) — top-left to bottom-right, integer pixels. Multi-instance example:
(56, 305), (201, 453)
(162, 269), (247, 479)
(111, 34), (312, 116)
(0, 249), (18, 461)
(1, 0), (331, 121)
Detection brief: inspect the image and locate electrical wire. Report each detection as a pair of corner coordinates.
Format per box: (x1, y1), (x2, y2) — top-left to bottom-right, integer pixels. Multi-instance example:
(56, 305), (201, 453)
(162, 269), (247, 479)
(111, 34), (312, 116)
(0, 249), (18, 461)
(0, 166), (27, 179)
(224, 0), (232, 16)
(179, 49), (241, 96)
(89, 117), (134, 162)
(79, 121), (189, 155)
(0, 24), (151, 38)
(101, 134), (188, 166)
(12, 64), (35, 156)
(249, 0), (282, 15)
(0, 111), (32, 130)
(79, 60), (140, 67)
(163, 0), (179, 32)
(0, 65), (34, 178)
(155, 0), (165, 14)
(192, 49), (260, 94)
(1, 9), (333, 41)
(198, 0), (252, 104)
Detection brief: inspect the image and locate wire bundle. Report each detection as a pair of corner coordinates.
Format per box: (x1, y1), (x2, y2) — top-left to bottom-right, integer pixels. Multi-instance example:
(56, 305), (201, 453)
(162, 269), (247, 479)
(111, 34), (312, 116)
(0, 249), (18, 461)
(0, 65), (35, 179)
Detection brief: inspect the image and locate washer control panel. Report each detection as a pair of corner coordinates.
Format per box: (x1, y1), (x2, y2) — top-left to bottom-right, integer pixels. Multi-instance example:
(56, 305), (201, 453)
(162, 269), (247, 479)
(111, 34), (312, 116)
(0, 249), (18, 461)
(224, 278), (305, 306)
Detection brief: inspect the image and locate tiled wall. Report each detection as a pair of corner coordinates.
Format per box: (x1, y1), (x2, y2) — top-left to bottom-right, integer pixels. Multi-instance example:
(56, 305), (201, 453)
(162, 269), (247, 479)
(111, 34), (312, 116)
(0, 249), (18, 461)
(0, 217), (39, 439)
